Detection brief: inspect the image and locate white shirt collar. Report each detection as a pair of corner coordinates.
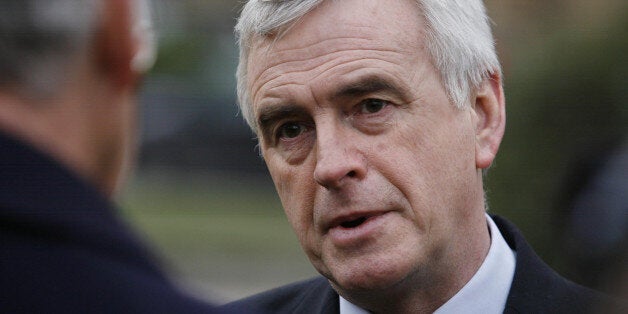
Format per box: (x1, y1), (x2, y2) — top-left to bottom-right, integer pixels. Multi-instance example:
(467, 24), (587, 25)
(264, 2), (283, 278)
(339, 214), (516, 314)
(340, 296), (369, 314)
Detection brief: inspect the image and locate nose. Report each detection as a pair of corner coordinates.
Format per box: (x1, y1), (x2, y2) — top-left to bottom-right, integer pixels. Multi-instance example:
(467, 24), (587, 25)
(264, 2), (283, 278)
(313, 126), (367, 190)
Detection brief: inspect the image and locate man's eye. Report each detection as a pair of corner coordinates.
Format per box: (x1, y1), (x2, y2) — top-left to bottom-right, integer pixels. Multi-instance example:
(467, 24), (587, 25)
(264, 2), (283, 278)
(359, 98), (388, 114)
(277, 122), (306, 139)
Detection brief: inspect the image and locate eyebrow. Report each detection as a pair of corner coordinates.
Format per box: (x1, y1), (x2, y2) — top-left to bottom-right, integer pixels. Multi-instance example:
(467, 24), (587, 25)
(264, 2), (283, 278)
(330, 75), (407, 102)
(257, 104), (309, 139)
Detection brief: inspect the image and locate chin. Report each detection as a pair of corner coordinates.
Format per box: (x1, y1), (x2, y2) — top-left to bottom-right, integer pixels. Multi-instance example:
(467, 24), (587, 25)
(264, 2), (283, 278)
(326, 255), (417, 293)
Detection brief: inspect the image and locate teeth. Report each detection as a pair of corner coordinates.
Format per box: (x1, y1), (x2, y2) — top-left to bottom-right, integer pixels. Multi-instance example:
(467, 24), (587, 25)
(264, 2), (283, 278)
(340, 217), (367, 228)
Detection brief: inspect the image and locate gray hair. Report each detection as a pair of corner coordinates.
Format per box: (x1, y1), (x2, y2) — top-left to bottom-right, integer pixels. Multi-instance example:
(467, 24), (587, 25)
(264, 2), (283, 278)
(235, 0), (501, 132)
(0, 0), (155, 98)
(0, 0), (100, 97)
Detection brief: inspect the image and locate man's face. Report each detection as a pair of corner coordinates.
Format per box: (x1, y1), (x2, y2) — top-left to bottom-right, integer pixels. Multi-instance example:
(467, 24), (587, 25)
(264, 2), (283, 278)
(248, 0), (487, 294)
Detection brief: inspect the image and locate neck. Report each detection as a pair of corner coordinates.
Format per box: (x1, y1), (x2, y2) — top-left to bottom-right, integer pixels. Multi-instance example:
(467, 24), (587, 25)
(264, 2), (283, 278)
(0, 88), (119, 198)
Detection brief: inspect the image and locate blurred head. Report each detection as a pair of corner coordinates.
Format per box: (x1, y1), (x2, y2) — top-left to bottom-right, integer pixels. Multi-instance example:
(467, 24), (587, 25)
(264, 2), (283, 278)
(0, 0), (155, 96)
(0, 0), (156, 196)
(236, 0), (505, 311)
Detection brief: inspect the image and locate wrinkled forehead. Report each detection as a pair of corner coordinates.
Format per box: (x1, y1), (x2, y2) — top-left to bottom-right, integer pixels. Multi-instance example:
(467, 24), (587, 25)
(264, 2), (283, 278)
(245, 0), (427, 94)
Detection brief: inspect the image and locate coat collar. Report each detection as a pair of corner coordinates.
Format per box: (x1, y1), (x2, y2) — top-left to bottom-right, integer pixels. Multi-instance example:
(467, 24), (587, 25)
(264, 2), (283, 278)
(0, 132), (162, 275)
(492, 215), (604, 313)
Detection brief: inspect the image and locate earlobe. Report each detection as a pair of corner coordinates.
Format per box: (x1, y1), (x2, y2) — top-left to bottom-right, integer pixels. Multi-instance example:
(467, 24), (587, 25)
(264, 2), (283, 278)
(473, 73), (506, 170)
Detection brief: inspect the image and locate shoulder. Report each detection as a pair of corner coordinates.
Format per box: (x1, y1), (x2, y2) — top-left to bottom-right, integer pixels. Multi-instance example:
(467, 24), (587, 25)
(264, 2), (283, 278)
(221, 277), (338, 314)
(1, 216), (221, 313)
(492, 215), (626, 313)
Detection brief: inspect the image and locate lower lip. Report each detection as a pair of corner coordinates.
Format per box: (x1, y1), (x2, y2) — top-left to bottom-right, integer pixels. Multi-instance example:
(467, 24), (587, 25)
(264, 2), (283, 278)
(327, 212), (391, 247)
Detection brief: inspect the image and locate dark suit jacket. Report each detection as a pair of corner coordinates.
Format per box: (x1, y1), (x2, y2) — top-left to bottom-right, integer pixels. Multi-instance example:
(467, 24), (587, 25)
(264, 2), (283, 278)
(0, 133), (221, 313)
(222, 215), (623, 313)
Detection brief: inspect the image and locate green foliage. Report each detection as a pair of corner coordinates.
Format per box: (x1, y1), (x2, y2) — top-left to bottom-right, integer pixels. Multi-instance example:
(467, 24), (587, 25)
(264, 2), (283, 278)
(119, 173), (317, 301)
(151, 36), (207, 77)
(487, 13), (627, 272)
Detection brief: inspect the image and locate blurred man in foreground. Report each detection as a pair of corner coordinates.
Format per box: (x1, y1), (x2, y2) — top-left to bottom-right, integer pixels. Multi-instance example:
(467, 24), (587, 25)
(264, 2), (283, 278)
(224, 0), (625, 313)
(0, 0), (220, 312)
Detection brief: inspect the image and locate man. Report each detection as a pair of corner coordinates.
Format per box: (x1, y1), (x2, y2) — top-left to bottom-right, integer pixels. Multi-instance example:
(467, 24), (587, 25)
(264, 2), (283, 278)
(0, 0), (221, 312)
(224, 0), (623, 313)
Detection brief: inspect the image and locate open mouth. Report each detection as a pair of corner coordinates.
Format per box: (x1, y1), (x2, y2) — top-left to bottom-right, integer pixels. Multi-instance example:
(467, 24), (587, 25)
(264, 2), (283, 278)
(340, 216), (368, 228)
(327, 211), (391, 245)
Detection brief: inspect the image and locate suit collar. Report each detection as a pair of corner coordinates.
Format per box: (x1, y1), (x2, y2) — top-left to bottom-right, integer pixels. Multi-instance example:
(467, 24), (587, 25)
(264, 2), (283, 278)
(0, 132), (111, 214)
(293, 277), (339, 314)
(492, 215), (600, 313)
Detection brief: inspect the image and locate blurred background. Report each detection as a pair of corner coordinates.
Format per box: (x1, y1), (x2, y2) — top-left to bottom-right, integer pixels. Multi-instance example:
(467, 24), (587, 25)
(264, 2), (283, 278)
(118, 0), (628, 304)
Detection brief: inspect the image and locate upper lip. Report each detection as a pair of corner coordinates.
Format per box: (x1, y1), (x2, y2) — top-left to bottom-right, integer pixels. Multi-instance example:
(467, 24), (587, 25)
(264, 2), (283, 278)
(323, 210), (390, 231)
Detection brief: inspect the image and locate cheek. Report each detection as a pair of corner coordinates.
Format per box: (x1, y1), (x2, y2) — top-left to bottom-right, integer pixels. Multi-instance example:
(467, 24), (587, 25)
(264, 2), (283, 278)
(398, 111), (475, 173)
(372, 113), (476, 212)
(267, 157), (317, 241)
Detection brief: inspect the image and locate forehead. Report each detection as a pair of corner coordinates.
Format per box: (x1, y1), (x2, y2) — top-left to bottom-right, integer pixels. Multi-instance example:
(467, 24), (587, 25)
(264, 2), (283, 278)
(246, 0), (427, 104)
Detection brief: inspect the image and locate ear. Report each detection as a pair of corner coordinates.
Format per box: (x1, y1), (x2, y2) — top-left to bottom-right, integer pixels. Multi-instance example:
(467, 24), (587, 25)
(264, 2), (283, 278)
(473, 73), (506, 170)
(95, 0), (139, 90)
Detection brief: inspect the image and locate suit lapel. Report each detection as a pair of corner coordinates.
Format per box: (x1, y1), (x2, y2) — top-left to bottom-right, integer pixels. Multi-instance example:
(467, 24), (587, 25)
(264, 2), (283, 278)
(492, 215), (601, 314)
(292, 277), (340, 314)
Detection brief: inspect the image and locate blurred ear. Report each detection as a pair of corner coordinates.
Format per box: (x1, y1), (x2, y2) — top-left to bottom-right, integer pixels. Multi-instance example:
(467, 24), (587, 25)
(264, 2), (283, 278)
(96, 0), (138, 90)
(473, 73), (506, 169)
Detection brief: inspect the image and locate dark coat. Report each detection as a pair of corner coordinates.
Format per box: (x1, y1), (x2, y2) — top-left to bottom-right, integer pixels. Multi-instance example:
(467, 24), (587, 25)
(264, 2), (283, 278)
(222, 215), (623, 313)
(0, 133), (221, 313)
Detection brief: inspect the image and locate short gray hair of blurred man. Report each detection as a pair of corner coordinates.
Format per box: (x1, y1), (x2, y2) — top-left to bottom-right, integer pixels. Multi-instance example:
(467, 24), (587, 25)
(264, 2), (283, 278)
(0, 0), (155, 195)
(0, 1), (225, 312)
(225, 0), (622, 313)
